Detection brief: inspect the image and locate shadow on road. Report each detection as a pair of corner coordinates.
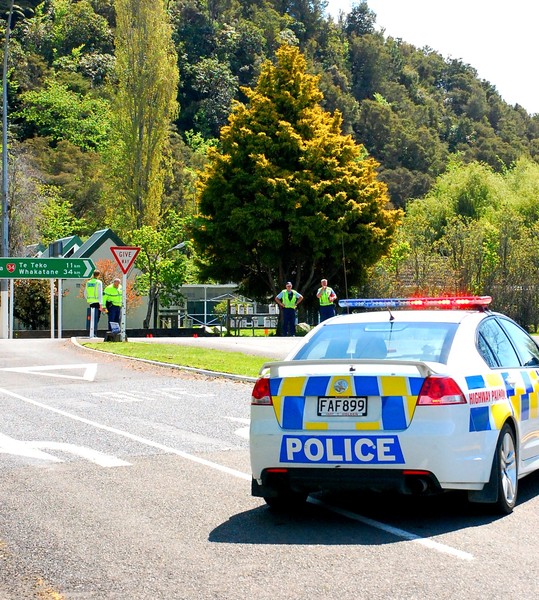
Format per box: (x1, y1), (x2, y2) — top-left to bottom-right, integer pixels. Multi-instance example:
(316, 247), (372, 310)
(210, 470), (539, 545)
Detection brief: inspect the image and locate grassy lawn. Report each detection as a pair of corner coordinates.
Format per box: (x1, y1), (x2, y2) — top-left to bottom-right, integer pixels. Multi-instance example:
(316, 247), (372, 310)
(81, 341), (273, 378)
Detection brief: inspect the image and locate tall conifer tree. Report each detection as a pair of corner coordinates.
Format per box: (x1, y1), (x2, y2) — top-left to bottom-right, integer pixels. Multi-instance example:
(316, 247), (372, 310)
(110, 0), (179, 231)
(194, 44), (401, 299)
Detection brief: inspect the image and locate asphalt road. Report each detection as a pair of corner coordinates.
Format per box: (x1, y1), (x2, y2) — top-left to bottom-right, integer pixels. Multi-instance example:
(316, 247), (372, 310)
(1, 338), (539, 599)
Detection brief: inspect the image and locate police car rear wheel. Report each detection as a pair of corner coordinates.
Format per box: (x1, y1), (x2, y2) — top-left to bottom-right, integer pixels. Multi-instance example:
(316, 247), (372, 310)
(263, 491), (307, 511)
(494, 424), (518, 514)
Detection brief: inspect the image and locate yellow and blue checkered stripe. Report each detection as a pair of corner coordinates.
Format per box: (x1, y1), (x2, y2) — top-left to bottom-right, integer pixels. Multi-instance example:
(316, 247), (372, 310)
(269, 374), (424, 431)
(467, 369), (539, 432)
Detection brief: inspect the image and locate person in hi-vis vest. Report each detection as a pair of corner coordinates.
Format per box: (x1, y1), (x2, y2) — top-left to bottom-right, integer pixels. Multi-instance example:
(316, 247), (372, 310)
(84, 269), (103, 338)
(275, 282), (303, 336)
(316, 278), (337, 322)
(103, 277), (123, 333)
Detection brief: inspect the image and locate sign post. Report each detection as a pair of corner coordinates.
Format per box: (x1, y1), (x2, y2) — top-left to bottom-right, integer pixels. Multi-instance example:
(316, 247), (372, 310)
(110, 246), (140, 341)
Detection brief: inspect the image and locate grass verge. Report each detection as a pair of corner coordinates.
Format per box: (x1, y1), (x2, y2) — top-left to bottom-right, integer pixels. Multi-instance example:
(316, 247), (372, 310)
(81, 342), (273, 378)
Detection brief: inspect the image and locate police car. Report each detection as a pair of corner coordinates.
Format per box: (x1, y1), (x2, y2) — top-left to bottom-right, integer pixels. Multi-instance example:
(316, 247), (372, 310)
(249, 296), (539, 514)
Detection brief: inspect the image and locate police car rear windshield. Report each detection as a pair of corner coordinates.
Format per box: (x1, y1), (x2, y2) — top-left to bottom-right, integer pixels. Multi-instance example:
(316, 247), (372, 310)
(293, 322), (458, 364)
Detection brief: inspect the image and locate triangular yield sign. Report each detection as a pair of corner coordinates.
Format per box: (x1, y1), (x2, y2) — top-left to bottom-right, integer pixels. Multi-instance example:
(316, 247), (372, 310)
(110, 246), (140, 274)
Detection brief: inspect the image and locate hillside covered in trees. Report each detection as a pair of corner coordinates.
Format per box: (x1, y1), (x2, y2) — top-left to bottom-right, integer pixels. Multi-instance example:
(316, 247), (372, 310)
(3, 0), (539, 327)
(3, 0), (537, 234)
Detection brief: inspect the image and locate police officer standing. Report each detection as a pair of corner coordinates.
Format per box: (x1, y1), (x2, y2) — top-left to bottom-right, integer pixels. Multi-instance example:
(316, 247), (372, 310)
(84, 269), (103, 338)
(316, 278), (337, 322)
(275, 282), (303, 336)
(103, 277), (122, 332)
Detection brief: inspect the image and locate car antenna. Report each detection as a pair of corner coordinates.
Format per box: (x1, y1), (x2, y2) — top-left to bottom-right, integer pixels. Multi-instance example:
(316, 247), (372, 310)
(341, 235), (349, 314)
(388, 307), (395, 321)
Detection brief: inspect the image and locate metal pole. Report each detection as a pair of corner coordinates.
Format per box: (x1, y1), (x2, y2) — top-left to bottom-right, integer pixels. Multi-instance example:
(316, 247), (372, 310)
(49, 279), (54, 338)
(8, 276), (12, 338)
(57, 279), (62, 339)
(89, 306), (95, 337)
(121, 273), (127, 341)
(0, 1), (14, 339)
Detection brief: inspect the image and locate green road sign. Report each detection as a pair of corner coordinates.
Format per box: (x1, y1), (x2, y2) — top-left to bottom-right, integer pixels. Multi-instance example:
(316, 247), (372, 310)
(0, 257), (95, 279)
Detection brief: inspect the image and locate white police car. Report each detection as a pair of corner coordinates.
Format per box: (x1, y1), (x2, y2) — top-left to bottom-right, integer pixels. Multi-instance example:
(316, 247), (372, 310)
(249, 296), (539, 514)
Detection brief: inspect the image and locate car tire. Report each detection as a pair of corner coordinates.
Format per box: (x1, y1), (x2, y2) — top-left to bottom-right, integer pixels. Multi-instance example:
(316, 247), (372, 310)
(263, 491), (308, 511)
(493, 423), (518, 514)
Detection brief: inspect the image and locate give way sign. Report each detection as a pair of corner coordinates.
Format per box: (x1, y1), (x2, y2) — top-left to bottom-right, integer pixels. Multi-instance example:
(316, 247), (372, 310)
(110, 246), (140, 274)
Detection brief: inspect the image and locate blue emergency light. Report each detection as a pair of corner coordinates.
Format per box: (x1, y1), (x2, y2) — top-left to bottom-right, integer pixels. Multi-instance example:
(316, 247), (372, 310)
(338, 296), (492, 310)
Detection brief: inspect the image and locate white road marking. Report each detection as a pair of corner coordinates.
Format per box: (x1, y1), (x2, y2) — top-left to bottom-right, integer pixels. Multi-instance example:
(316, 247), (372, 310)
(91, 387), (217, 403)
(235, 427), (249, 439)
(0, 433), (130, 467)
(0, 433), (62, 462)
(1, 363), (97, 381)
(32, 442), (130, 467)
(159, 387), (215, 398)
(0, 387), (250, 481)
(0, 387), (474, 560)
(308, 498), (474, 561)
(92, 391), (144, 403)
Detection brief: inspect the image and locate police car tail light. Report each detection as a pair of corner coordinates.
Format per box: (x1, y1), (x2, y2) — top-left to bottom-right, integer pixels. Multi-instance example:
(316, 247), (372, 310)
(417, 376), (466, 405)
(251, 377), (272, 405)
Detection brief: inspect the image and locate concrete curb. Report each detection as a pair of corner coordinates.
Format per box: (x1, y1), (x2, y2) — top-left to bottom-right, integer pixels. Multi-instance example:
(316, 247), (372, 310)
(70, 337), (257, 383)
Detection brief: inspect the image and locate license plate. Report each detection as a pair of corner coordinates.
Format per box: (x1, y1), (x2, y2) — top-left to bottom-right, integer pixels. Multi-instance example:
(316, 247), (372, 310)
(317, 397), (368, 417)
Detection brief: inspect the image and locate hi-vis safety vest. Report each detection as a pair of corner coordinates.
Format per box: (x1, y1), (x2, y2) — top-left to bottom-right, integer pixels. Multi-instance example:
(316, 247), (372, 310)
(104, 285), (122, 306)
(318, 288), (335, 306)
(281, 290), (299, 308)
(86, 278), (100, 304)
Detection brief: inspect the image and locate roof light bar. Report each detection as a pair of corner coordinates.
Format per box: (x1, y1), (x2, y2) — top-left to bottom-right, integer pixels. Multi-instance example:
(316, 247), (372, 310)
(338, 296), (492, 310)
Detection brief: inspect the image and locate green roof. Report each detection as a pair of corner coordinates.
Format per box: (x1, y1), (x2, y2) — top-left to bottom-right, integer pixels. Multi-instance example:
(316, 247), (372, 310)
(72, 229), (125, 258)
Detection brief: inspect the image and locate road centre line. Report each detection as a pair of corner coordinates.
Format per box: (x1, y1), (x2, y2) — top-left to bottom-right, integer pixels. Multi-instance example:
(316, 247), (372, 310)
(0, 387), (474, 560)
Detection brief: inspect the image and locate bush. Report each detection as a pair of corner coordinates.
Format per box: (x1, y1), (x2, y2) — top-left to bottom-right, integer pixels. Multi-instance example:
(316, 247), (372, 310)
(296, 322), (312, 336)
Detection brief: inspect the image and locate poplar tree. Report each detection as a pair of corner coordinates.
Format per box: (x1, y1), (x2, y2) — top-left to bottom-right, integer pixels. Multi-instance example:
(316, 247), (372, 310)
(194, 44), (401, 299)
(110, 0), (179, 231)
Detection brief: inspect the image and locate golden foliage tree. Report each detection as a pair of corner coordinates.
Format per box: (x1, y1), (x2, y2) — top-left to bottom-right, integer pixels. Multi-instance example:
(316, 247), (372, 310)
(193, 44), (401, 300)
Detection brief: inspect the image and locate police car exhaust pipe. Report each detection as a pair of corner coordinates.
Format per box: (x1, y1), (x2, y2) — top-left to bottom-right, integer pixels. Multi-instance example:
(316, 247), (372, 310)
(404, 475), (430, 495)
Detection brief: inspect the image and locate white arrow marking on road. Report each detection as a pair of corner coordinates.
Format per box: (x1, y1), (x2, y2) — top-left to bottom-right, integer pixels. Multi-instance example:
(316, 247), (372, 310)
(0, 433), (62, 462)
(0, 363), (97, 381)
(32, 442), (130, 467)
(0, 433), (130, 467)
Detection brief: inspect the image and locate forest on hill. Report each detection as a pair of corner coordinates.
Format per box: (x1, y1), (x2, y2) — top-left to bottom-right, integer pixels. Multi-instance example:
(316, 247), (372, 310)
(3, 0), (539, 328)
(3, 0), (538, 231)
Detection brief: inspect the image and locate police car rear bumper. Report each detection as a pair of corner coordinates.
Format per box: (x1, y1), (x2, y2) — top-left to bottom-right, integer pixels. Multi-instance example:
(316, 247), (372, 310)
(253, 467), (443, 498)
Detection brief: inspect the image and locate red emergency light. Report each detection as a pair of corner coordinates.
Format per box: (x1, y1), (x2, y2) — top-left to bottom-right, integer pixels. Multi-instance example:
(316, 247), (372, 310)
(339, 296), (492, 310)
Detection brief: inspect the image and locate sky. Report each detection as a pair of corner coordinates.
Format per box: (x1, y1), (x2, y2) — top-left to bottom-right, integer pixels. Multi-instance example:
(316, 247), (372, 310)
(325, 0), (539, 115)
